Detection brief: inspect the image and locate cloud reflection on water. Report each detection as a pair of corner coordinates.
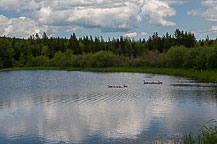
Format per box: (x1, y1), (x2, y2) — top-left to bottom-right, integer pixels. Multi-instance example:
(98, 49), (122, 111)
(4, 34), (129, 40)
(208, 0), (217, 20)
(0, 71), (216, 143)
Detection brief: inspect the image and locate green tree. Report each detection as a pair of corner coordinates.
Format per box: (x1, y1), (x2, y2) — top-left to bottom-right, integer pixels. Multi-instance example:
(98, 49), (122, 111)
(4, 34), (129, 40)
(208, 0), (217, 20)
(41, 45), (49, 56)
(0, 38), (14, 68)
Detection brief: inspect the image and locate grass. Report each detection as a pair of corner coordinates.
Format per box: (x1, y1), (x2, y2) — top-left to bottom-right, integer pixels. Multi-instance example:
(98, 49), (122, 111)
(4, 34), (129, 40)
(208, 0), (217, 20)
(1, 67), (217, 83)
(152, 120), (217, 144)
(183, 119), (217, 144)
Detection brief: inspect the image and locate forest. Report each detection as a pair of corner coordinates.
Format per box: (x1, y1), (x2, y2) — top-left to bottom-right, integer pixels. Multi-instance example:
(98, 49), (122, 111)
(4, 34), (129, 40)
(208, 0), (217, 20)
(0, 29), (217, 69)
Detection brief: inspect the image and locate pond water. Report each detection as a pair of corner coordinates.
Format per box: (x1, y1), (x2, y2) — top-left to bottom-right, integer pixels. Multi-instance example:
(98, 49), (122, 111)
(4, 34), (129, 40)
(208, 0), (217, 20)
(0, 70), (216, 144)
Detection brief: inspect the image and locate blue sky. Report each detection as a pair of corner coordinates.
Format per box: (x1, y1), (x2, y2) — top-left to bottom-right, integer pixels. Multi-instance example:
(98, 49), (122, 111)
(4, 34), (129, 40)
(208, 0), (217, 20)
(0, 0), (217, 40)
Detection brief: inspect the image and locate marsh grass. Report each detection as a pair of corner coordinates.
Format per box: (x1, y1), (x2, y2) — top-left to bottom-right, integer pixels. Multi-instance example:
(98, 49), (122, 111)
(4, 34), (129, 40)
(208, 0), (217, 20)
(152, 120), (217, 144)
(183, 119), (217, 144)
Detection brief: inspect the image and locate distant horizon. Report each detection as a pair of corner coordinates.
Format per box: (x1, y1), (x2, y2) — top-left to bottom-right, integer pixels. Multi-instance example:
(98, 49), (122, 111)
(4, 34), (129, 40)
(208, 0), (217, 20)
(1, 0), (217, 39)
(1, 30), (215, 41)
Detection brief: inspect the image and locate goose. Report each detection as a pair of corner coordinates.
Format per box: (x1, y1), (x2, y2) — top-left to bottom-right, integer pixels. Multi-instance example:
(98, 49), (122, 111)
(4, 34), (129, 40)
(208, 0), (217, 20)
(107, 85), (113, 88)
(158, 81), (163, 84)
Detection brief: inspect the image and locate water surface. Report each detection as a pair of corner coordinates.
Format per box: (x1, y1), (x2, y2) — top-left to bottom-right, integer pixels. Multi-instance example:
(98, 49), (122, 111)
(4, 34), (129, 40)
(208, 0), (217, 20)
(0, 70), (216, 143)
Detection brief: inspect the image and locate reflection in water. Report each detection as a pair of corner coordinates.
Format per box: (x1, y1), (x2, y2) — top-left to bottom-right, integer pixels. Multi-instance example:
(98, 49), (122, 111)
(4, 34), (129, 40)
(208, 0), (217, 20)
(0, 70), (217, 143)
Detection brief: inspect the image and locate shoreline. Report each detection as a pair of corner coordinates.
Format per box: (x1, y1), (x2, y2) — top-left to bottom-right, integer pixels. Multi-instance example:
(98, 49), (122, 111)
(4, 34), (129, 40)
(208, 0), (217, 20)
(1, 67), (217, 83)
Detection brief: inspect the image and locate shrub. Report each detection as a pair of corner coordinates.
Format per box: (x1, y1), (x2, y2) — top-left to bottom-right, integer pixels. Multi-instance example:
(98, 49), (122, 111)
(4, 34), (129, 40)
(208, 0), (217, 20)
(145, 50), (166, 67)
(206, 43), (217, 68)
(50, 50), (75, 68)
(28, 56), (49, 67)
(194, 47), (208, 69)
(130, 57), (147, 67)
(50, 51), (65, 67)
(79, 54), (92, 68)
(166, 46), (186, 68)
(89, 51), (119, 67)
(183, 48), (198, 68)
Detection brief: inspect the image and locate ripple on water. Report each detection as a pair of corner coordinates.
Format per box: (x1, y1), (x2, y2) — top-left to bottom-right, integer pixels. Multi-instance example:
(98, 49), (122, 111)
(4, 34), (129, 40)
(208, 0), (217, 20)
(0, 70), (217, 144)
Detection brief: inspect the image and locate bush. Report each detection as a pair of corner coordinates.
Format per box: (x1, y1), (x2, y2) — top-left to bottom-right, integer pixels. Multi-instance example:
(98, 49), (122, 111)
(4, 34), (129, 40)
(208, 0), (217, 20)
(79, 54), (92, 68)
(28, 56), (49, 67)
(50, 51), (65, 67)
(89, 51), (119, 67)
(194, 47), (208, 69)
(145, 50), (166, 67)
(71, 55), (81, 67)
(50, 50), (75, 68)
(206, 44), (217, 68)
(183, 48), (198, 68)
(130, 57), (147, 67)
(166, 46), (186, 68)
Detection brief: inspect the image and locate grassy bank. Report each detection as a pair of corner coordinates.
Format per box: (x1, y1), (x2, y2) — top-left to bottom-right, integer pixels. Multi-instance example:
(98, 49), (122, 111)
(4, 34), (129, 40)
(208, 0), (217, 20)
(152, 120), (217, 144)
(1, 67), (217, 83)
(183, 120), (217, 144)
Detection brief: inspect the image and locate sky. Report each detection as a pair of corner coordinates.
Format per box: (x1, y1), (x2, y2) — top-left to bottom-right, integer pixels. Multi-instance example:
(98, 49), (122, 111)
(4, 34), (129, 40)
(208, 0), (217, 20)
(0, 0), (217, 40)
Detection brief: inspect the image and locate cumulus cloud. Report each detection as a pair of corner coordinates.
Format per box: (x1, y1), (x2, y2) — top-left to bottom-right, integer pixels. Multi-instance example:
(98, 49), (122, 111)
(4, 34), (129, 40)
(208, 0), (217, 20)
(211, 25), (217, 31)
(123, 32), (138, 37)
(36, 0), (177, 29)
(0, 0), (38, 11)
(36, 1), (141, 32)
(140, 32), (148, 36)
(0, 15), (47, 38)
(188, 1), (217, 21)
(187, 0), (217, 37)
(187, 8), (202, 16)
(0, 0), (179, 37)
(141, 0), (176, 26)
(123, 32), (147, 38)
(200, 1), (217, 22)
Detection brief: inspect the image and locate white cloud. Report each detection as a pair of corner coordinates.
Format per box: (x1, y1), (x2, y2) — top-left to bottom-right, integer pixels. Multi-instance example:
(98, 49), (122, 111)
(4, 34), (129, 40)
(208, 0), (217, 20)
(188, 1), (217, 22)
(0, 15), (47, 38)
(191, 27), (217, 39)
(140, 32), (148, 36)
(201, 1), (217, 22)
(187, 8), (202, 16)
(36, 0), (176, 29)
(123, 32), (138, 37)
(211, 25), (217, 31)
(141, 0), (176, 26)
(187, 0), (217, 38)
(0, 0), (178, 37)
(123, 32), (147, 38)
(0, 0), (38, 11)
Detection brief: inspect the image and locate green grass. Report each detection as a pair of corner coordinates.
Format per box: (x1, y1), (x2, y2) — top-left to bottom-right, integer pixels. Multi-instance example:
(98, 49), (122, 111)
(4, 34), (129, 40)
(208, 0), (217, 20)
(152, 120), (217, 144)
(183, 119), (217, 144)
(1, 67), (217, 83)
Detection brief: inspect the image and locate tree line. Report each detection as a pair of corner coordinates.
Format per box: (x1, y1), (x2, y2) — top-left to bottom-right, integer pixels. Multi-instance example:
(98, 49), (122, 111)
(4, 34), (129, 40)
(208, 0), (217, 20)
(0, 29), (217, 69)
